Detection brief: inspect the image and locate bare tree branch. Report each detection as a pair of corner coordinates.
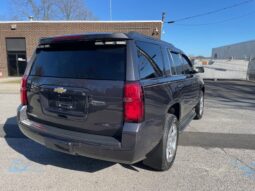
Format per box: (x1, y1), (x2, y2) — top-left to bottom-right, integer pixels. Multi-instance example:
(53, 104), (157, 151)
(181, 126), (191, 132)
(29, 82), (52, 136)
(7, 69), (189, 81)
(55, 0), (96, 20)
(40, 0), (55, 20)
(8, 0), (96, 20)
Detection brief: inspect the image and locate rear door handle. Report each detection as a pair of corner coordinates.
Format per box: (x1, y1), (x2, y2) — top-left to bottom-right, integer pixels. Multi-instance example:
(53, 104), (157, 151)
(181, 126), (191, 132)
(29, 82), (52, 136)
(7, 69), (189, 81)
(177, 84), (184, 88)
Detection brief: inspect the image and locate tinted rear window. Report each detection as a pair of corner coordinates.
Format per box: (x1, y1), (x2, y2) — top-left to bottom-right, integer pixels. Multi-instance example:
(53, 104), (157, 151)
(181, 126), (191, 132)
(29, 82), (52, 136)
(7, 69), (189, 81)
(30, 42), (126, 80)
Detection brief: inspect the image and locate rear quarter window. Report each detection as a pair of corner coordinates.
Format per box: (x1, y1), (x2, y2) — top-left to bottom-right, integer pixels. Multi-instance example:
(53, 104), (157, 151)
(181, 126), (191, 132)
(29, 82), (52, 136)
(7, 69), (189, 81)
(136, 41), (164, 80)
(170, 52), (183, 75)
(30, 42), (126, 81)
(181, 55), (193, 74)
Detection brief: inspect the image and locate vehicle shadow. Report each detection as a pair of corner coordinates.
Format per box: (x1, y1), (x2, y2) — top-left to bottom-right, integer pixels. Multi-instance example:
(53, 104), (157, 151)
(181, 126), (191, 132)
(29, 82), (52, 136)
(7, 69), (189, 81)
(179, 131), (255, 150)
(205, 80), (255, 110)
(4, 116), (255, 173)
(3, 116), (115, 173)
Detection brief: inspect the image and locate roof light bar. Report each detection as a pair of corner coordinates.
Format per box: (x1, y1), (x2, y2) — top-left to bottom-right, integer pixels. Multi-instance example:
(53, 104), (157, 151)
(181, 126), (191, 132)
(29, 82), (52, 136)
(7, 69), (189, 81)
(94, 41), (127, 46)
(116, 41), (126, 45)
(105, 41), (115, 45)
(95, 42), (104, 45)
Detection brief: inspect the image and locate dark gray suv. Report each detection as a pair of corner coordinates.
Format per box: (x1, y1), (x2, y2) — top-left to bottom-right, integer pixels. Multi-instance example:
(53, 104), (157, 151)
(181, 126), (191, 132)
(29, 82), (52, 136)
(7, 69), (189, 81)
(17, 32), (204, 171)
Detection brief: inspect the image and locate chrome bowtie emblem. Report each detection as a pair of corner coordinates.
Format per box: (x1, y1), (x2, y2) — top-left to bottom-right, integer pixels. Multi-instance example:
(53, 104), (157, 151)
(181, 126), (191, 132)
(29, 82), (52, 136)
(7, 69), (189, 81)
(53, 87), (66, 94)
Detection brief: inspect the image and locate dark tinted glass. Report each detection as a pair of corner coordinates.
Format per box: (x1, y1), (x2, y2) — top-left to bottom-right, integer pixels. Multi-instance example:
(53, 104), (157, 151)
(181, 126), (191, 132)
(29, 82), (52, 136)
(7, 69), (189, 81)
(181, 55), (193, 74)
(137, 50), (157, 79)
(167, 49), (176, 75)
(136, 41), (164, 79)
(170, 52), (183, 75)
(30, 43), (126, 80)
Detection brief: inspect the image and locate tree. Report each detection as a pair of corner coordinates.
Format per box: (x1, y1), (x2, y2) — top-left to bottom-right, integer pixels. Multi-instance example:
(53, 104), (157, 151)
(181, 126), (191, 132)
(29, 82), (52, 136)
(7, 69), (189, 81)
(55, 0), (95, 20)
(9, 0), (96, 20)
(9, 0), (55, 20)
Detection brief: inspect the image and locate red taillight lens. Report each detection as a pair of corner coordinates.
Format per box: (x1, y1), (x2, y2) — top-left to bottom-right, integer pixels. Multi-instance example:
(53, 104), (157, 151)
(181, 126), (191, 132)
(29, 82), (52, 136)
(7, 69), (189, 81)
(124, 82), (144, 123)
(20, 75), (28, 105)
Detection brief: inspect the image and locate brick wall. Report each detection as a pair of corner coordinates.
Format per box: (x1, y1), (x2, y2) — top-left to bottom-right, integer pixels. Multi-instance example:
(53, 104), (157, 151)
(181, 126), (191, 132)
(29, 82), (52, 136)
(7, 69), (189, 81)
(0, 21), (162, 77)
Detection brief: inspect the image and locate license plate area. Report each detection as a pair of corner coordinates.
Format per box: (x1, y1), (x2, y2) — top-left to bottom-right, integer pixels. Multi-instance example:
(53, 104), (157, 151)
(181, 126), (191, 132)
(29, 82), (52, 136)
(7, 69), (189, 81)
(40, 86), (89, 119)
(50, 95), (77, 110)
(56, 98), (74, 110)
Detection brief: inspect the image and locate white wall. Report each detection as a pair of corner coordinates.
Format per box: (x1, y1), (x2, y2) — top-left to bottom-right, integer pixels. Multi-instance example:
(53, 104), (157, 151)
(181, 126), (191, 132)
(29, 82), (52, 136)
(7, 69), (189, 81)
(197, 59), (249, 80)
(212, 40), (255, 60)
(247, 59), (255, 80)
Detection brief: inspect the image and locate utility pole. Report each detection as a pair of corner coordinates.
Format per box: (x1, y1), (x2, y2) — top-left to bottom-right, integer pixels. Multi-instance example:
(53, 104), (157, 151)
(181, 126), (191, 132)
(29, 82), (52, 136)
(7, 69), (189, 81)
(162, 12), (166, 22)
(161, 12), (166, 36)
(110, 0), (112, 21)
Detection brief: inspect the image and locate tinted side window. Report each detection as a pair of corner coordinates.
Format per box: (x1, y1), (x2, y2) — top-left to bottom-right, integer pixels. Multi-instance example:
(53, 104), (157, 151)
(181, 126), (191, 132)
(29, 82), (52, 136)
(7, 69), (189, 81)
(167, 49), (176, 75)
(136, 41), (164, 79)
(170, 52), (183, 75)
(137, 50), (157, 79)
(181, 55), (193, 74)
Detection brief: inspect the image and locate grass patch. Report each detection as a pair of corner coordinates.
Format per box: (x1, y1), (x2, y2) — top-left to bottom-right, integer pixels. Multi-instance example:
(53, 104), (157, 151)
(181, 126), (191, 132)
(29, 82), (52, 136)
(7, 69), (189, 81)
(0, 80), (21, 84)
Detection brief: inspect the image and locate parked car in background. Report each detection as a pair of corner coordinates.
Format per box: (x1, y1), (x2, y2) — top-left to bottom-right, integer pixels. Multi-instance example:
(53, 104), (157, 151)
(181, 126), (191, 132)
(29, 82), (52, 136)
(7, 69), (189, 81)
(17, 32), (204, 171)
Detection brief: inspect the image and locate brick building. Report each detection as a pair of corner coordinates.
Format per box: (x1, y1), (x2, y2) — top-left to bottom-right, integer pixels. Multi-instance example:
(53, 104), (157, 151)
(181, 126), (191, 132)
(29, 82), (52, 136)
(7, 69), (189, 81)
(0, 20), (162, 77)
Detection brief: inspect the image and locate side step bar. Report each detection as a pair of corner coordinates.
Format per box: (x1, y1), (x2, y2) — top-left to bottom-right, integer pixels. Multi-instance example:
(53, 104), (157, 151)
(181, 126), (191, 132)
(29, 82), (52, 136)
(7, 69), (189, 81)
(179, 110), (196, 132)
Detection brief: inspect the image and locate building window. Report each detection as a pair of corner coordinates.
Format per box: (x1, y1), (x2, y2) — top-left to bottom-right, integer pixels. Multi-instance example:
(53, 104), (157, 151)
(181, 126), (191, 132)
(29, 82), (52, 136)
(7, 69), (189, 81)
(6, 38), (27, 76)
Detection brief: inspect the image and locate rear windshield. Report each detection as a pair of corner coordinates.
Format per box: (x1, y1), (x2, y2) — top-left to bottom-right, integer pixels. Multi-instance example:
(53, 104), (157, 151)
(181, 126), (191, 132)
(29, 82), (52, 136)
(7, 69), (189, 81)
(30, 42), (126, 80)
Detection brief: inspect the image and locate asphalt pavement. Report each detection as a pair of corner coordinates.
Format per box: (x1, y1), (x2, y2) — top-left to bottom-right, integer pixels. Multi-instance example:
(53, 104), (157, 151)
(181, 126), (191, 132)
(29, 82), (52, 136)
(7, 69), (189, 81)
(0, 80), (254, 191)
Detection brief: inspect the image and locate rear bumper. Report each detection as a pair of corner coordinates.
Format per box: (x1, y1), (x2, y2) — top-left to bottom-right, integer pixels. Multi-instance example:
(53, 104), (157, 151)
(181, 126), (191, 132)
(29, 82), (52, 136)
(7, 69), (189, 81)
(17, 105), (148, 164)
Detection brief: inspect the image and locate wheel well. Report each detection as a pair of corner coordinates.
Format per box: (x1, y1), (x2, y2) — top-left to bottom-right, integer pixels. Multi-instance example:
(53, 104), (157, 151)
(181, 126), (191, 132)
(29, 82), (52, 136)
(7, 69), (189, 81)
(202, 86), (205, 93)
(167, 103), (180, 120)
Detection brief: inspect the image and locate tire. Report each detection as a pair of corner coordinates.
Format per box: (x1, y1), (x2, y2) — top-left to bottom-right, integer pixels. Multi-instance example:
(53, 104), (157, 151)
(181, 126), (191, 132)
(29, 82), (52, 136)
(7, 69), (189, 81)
(143, 114), (179, 171)
(194, 91), (204, 120)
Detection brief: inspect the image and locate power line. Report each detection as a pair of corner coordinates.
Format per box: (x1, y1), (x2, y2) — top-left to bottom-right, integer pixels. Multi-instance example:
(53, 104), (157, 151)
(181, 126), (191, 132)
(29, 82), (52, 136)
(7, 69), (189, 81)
(167, 0), (254, 24)
(173, 10), (255, 26)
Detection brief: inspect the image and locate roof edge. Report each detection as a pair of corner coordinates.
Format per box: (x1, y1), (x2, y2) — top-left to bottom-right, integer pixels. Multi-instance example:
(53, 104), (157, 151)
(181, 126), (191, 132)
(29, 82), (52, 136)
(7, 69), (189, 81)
(213, 39), (255, 49)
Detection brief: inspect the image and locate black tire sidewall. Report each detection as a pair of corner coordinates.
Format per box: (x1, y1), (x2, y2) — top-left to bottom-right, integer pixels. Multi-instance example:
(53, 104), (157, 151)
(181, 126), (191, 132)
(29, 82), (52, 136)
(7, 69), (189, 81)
(161, 114), (179, 170)
(195, 91), (204, 119)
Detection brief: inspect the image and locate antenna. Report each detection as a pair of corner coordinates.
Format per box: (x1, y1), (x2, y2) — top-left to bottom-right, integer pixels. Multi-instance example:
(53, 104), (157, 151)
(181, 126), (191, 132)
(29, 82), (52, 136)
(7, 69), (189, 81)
(110, 0), (112, 20)
(161, 12), (166, 36)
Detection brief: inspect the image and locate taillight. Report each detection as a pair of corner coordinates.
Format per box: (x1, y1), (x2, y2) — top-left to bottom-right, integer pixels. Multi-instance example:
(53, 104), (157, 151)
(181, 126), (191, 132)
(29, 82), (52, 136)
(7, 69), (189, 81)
(124, 82), (144, 123)
(20, 75), (28, 105)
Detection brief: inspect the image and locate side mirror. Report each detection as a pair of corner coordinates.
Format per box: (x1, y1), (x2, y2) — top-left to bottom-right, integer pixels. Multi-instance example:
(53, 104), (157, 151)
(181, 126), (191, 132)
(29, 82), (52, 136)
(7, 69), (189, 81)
(194, 66), (204, 73)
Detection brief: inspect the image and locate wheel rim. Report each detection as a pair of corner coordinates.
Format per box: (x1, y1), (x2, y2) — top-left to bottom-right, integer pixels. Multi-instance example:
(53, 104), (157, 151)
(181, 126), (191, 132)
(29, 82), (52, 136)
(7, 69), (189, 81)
(199, 94), (204, 115)
(166, 122), (177, 162)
